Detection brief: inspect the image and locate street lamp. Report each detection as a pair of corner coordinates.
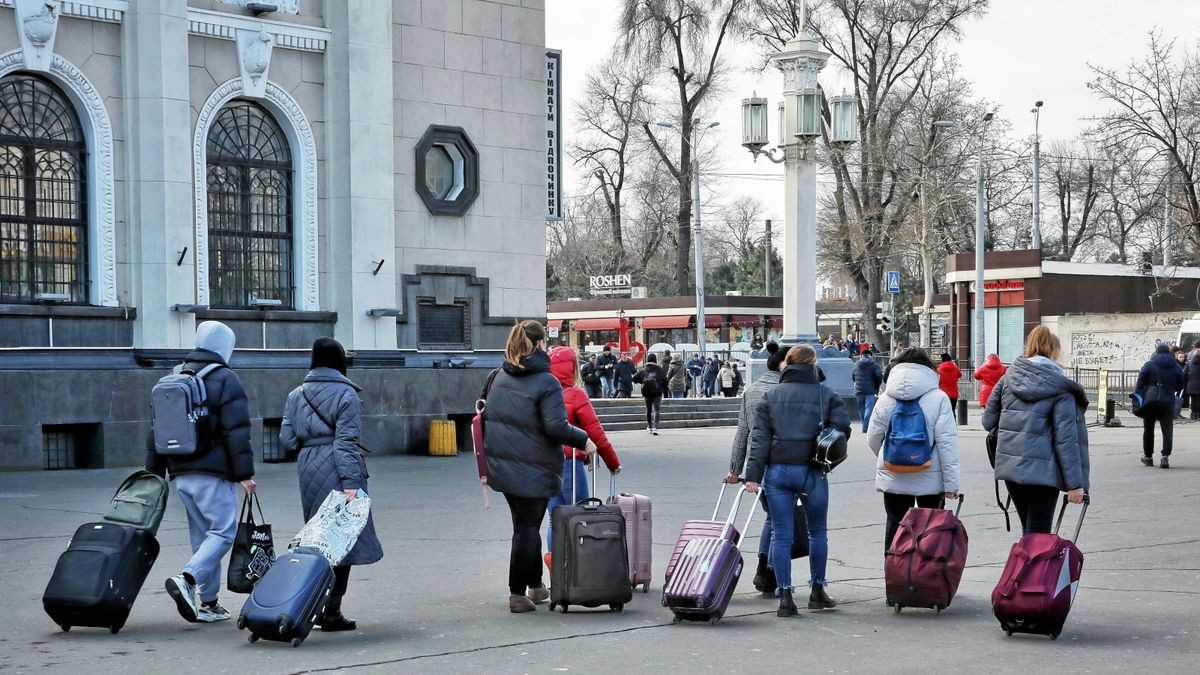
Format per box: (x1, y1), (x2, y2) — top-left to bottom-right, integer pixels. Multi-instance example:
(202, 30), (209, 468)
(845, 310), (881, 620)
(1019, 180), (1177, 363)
(917, 119), (956, 348)
(1031, 100), (1043, 251)
(974, 111), (995, 371)
(657, 118), (720, 357)
(829, 92), (858, 145)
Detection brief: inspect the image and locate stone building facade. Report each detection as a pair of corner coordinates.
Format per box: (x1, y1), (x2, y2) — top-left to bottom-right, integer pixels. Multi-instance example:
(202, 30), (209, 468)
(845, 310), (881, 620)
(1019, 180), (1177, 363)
(0, 0), (548, 469)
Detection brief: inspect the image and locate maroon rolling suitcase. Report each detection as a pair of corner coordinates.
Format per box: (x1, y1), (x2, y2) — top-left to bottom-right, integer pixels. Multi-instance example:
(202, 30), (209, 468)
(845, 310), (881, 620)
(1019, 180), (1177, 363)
(664, 482), (742, 584)
(992, 495), (1089, 640)
(662, 485), (758, 625)
(606, 473), (652, 593)
(885, 494), (968, 613)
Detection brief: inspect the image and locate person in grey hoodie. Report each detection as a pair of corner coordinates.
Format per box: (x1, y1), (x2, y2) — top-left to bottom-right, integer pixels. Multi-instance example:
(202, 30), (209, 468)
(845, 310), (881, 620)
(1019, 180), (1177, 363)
(866, 348), (960, 554)
(280, 337), (383, 632)
(983, 326), (1089, 535)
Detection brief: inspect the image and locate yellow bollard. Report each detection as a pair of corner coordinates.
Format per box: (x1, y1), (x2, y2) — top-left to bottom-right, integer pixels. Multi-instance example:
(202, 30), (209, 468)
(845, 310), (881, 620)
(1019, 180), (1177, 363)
(429, 419), (457, 456)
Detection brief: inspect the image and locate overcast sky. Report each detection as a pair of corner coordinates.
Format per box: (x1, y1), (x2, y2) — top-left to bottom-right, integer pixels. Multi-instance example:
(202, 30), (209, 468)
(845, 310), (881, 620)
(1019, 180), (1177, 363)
(547, 0), (1200, 282)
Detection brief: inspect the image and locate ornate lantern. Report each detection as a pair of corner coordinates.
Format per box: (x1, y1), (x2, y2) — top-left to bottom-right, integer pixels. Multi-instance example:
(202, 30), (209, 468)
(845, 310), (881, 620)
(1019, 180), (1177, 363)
(740, 95), (769, 153)
(794, 88), (822, 139)
(830, 93), (858, 145)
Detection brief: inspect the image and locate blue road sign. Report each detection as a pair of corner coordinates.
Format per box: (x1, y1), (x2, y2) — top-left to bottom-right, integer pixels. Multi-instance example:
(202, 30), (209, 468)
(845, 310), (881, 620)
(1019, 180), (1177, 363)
(886, 270), (901, 294)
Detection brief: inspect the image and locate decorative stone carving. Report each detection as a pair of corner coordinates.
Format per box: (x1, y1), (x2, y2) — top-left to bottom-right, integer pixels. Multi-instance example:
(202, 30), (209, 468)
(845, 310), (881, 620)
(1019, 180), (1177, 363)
(13, 0), (61, 72)
(236, 28), (274, 99)
(770, 33), (829, 93)
(0, 49), (118, 306)
(193, 78), (319, 310)
(214, 0), (300, 15)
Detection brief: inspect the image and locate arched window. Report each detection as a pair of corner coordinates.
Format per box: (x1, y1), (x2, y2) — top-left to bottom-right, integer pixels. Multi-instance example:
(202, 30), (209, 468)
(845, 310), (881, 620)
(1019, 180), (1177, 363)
(0, 74), (87, 304)
(206, 101), (293, 308)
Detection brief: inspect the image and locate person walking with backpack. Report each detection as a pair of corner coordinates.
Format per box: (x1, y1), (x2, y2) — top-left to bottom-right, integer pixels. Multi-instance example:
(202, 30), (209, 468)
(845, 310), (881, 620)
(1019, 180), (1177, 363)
(667, 355), (687, 399)
(278, 337), (383, 632)
(936, 353), (961, 414)
(545, 347), (622, 562)
(633, 354), (666, 435)
(866, 348), (959, 554)
(147, 320), (254, 624)
(1135, 342), (1184, 468)
(853, 351), (883, 433)
(614, 352), (636, 398)
(973, 353), (1006, 408)
(580, 354), (602, 399)
(483, 321), (594, 613)
(982, 326), (1089, 535)
(744, 345), (851, 617)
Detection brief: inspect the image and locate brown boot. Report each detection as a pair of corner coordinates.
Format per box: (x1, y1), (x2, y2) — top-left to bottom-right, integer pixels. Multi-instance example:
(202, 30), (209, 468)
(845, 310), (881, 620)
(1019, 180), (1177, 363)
(509, 594), (536, 613)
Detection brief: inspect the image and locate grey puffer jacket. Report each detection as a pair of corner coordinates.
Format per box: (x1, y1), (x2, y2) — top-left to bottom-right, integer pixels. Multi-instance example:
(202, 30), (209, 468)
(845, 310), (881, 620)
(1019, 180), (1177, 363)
(729, 370), (781, 476)
(982, 356), (1090, 492)
(667, 359), (687, 392)
(484, 350), (588, 499)
(280, 367), (382, 566)
(866, 363), (959, 496)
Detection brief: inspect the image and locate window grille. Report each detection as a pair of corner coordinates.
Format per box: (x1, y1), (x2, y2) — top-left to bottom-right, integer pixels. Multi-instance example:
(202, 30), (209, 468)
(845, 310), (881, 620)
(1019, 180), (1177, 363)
(262, 417), (291, 463)
(206, 101), (294, 308)
(417, 297), (471, 350)
(42, 424), (100, 470)
(0, 74), (88, 304)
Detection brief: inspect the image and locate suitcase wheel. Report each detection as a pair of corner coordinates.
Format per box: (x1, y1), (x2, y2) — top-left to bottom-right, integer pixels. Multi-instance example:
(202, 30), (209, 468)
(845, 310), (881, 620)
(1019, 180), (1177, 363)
(893, 604), (902, 614)
(247, 633), (260, 644)
(236, 616), (245, 630)
(708, 617), (719, 626)
(609, 604), (623, 613)
(1049, 633), (1058, 641)
(278, 619), (290, 636)
(671, 616), (682, 624)
(642, 583), (650, 593)
(60, 624), (71, 633)
(935, 606), (942, 615)
(109, 625), (120, 635)
(559, 605), (568, 614)
(1004, 628), (1013, 637)
(548, 603), (556, 611)
(291, 637), (303, 648)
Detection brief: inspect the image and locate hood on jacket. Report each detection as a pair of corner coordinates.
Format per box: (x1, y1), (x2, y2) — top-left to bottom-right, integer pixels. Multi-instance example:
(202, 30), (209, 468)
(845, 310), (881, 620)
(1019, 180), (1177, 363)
(195, 320), (235, 364)
(549, 346), (578, 388)
(502, 349), (551, 377)
(1149, 352), (1178, 371)
(303, 366), (362, 392)
(779, 363), (820, 385)
(1004, 356), (1088, 407)
(883, 362), (939, 401)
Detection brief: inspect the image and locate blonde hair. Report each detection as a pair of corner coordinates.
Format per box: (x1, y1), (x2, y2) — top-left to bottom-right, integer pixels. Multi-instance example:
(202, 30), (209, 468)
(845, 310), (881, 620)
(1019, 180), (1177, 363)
(1024, 325), (1061, 359)
(505, 320), (546, 368)
(785, 344), (817, 366)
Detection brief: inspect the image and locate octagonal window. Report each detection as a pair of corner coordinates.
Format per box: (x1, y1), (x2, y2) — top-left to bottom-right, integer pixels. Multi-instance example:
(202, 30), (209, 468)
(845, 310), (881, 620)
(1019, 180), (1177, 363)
(415, 125), (478, 216)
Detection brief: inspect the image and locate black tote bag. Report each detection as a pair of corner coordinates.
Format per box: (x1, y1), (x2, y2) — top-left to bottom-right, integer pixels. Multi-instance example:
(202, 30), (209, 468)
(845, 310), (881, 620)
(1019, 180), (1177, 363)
(227, 493), (276, 594)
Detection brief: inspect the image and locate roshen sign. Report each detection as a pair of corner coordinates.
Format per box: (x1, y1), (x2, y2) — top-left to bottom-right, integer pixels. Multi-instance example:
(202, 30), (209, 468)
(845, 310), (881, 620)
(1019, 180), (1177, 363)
(589, 274), (632, 296)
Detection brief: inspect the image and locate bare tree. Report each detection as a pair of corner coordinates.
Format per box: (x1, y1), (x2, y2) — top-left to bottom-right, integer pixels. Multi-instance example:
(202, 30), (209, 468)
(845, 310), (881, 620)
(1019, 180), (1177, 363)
(707, 195), (766, 263)
(569, 55), (652, 253)
(1087, 32), (1200, 238)
(620, 0), (746, 295)
(1044, 141), (1104, 261)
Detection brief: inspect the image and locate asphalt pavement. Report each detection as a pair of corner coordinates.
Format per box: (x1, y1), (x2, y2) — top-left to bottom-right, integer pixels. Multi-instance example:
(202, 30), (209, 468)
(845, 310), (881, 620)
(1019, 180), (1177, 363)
(1, 413), (1197, 674)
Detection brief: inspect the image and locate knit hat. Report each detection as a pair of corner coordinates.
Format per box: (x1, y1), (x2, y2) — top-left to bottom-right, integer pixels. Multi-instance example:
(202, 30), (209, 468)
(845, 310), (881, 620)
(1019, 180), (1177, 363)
(1155, 342), (1170, 355)
(195, 321), (235, 364)
(311, 337), (348, 374)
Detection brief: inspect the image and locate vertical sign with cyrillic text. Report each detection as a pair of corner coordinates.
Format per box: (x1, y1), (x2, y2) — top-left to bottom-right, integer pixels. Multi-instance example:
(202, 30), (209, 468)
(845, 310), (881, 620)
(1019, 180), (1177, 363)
(546, 49), (562, 220)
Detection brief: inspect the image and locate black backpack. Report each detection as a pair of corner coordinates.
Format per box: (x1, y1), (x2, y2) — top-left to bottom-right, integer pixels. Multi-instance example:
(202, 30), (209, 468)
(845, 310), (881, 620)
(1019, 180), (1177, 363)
(641, 367), (662, 397)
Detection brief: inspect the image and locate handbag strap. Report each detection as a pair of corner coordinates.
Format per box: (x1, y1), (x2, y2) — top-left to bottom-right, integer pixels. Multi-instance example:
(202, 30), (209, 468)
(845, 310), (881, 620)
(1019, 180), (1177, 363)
(302, 387), (337, 433)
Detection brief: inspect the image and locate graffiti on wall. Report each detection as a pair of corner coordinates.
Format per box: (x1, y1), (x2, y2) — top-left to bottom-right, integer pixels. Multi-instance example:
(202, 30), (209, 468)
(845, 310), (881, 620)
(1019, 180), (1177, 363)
(1057, 312), (1194, 369)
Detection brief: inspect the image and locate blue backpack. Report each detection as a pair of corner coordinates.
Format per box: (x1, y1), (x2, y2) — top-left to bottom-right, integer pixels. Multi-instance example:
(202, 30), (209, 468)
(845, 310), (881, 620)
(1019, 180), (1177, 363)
(883, 398), (934, 473)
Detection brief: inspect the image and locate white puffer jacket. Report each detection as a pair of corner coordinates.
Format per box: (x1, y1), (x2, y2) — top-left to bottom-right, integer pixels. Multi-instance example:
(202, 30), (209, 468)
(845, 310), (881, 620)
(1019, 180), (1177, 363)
(866, 362), (960, 495)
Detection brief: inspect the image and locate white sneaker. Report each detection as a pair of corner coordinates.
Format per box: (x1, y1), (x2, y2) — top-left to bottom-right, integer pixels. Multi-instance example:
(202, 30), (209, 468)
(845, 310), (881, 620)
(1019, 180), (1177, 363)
(197, 602), (231, 623)
(165, 575), (198, 623)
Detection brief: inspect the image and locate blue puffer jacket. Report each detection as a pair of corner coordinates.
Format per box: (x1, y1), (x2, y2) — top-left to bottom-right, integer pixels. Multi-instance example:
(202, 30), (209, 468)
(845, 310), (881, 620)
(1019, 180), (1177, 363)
(853, 355), (883, 396)
(982, 357), (1090, 492)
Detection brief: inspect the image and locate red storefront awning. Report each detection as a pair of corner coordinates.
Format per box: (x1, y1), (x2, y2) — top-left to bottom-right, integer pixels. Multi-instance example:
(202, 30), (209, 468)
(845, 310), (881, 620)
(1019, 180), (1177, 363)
(766, 317), (782, 329)
(705, 315), (725, 328)
(728, 314), (763, 328)
(546, 319), (563, 330)
(574, 318), (621, 331)
(641, 315), (693, 330)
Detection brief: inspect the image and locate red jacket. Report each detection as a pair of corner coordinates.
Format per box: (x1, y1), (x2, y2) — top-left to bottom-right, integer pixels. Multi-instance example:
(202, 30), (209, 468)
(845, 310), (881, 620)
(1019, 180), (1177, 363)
(937, 360), (962, 399)
(973, 355), (1007, 407)
(549, 347), (620, 471)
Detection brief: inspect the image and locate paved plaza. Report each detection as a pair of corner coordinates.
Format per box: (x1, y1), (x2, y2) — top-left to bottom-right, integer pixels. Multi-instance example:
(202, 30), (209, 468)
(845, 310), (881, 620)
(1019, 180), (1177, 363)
(1, 416), (1197, 674)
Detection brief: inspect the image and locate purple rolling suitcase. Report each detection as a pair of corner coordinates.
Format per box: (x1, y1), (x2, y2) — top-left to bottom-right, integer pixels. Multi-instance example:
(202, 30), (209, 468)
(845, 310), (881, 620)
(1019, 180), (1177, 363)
(662, 485), (759, 625)
(664, 481), (743, 584)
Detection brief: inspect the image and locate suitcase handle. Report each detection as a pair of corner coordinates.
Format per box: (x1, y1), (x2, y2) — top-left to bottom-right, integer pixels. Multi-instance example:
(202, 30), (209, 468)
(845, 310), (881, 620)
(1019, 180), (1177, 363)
(711, 479), (744, 521)
(994, 479), (1013, 532)
(946, 492), (964, 517)
(1054, 493), (1089, 543)
(576, 497), (605, 509)
(719, 485), (761, 550)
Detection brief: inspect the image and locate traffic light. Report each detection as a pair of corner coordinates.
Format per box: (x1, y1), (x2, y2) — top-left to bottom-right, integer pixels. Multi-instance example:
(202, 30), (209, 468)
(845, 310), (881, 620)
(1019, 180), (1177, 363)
(875, 301), (893, 334)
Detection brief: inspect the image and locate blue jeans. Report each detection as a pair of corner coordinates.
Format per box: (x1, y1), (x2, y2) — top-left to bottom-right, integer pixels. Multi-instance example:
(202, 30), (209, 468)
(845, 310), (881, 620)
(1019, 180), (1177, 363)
(175, 474), (239, 602)
(601, 375), (614, 398)
(545, 458), (590, 549)
(758, 499), (773, 557)
(764, 463), (829, 589)
(857, 394), (877, 433)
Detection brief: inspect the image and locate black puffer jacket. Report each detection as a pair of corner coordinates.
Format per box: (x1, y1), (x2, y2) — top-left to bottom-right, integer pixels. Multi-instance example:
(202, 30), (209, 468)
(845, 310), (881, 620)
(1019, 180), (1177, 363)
(1136, 352), (1184, 396)
(146, 349), (254, 482)
(484, 349), (588, 498)
(1186, 352), (1200, 395)
(745, 364), (850, 483)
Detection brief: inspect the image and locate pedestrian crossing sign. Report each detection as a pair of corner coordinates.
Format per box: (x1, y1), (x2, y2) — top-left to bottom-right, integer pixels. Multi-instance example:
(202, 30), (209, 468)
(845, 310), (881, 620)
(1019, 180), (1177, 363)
(886, 271), (900, 294)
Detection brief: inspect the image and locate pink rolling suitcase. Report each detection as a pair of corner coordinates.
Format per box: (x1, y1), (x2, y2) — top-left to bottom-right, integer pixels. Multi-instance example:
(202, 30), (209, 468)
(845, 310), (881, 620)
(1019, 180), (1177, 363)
(606, 474), (652, 593)
(992, 495), (1089, 640)
(664, 482), (743, 584)
(662, 485), (758, 625)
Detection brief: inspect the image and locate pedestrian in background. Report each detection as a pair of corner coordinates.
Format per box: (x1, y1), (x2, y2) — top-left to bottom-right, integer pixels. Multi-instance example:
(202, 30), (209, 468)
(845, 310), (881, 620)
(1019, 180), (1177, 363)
(702, 357), (719, 397)
(853, 350), (883, 433)
(633, 353), (666, 435)
(687, 354), (704, 397)
(745, 345), (850, 617)
(614, 352), (636, 398)
(732, 363), (744, 395)
(719, 362), (736, 397)
(973, 353), (1006, 408)
(936, 353), (961, 414)
(580, 354), (602, 399)
(1173, 348), (1188, 418)
(546, 347), (621, 563)
(596, 345), (617, 398)
(279, 337), (382, 632)
(667, 354), (688, 399)
(1136, 342), (1184, 468)
(982, 326), (1089, 535)
(866, 348), (959, 555)
(482, 321), (594, 613)
(1185, 341), (1200, 420)
(148, 320), (255, 625)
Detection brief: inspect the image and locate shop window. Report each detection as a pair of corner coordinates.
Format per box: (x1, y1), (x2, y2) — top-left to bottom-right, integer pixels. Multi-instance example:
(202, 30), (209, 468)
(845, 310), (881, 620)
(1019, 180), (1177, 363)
(414, 125), (478, 216)
(42, 423), (101, 470)
(261, 417), (292, 463)
(417, 296), (471, 350)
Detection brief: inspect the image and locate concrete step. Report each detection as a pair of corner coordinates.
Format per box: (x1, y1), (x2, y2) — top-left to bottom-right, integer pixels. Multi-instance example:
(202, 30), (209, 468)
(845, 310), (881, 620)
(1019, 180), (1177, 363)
(603, 416), (741, 432)
(596, 411), (743, 424)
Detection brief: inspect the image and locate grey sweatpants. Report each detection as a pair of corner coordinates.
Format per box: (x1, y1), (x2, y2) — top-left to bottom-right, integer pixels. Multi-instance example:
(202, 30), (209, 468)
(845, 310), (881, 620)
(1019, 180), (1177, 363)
(175, 474), (238, 602)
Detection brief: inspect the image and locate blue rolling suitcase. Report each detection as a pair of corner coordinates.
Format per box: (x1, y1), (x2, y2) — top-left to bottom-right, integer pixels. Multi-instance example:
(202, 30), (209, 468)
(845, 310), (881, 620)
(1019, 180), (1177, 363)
(238, 548), (334, 647)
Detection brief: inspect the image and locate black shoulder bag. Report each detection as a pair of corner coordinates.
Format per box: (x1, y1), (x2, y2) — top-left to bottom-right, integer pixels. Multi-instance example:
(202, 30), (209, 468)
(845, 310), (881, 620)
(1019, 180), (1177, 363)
(811, 384), (848, 472)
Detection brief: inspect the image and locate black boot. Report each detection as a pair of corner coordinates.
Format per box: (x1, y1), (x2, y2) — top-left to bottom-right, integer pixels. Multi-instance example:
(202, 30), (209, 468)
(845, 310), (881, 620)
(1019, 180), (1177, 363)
(752, 554), (777, 595)
(1141, 455), (1154, 467)
(776, 588), (798, 617)
(319, 595), (357, 632)
(808, 583), (837, 610)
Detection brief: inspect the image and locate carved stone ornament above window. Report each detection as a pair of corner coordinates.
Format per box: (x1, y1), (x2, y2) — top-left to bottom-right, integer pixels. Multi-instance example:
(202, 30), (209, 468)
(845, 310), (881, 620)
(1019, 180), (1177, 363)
(12, 0), (62, 73)
(215, 0), (300, 15)
(414, 126), (479, 217)
(235, 28), (274, 99)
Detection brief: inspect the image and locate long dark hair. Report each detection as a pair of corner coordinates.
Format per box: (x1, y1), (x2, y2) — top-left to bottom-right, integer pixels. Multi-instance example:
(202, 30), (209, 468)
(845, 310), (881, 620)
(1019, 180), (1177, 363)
(311, 336), (348, 374)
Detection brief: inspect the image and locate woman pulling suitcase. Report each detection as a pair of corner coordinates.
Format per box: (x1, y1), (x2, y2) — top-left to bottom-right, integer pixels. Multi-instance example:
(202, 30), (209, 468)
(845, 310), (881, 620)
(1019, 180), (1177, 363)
(279, 337), (383, 631)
